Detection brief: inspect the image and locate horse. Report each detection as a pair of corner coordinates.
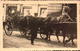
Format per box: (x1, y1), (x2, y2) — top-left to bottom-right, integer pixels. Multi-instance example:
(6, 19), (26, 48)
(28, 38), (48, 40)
(20, 15), (77, 46)
(51, 16), (77, 46)
(41, 15), (77, 46)
(39, 16), (62, 42)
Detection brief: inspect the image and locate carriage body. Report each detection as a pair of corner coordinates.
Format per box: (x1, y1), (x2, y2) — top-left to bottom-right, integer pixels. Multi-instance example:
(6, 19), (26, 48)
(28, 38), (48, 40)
(3, 12), (29, 36)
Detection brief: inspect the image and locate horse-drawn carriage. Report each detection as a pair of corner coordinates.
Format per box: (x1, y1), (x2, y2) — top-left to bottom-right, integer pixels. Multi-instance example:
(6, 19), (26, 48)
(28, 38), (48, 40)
(3, 12), (77, 46)
(3, 4), (77, 46)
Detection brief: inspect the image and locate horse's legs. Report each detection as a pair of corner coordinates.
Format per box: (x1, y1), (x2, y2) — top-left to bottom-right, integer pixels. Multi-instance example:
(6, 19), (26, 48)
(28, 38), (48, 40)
(45, 34), (48, 40)
(56, 34), (60, 43)
(72, 39), (75, 46)
(71, 35), (75, 46)
(45, 32), (51, 41)
(63, 32), (66, 46)
(65, 38), (71, 43)
(56, 30), (60, 43)
(66, 34), (75, 46)
(65, 37), (75, 46)
(48, 32), (51, 41)
(31, 29), (37, 45)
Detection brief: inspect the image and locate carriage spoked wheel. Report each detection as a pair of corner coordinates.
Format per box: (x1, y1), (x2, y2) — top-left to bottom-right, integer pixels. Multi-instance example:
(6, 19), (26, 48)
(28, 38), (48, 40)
(4, 24), (13, 36)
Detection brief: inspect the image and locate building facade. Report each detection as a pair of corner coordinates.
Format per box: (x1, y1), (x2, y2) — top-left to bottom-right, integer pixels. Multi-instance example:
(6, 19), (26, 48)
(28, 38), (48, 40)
(3, 3), (63, 21)
(3, 2), (77, 22)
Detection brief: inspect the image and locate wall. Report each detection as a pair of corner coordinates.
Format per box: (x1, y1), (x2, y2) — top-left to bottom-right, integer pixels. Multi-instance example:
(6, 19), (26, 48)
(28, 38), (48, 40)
(3, 3), (63, 21)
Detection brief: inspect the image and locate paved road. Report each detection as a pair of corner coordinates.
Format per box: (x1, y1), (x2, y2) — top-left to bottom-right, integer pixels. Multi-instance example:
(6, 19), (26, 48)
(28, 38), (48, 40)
(3, 31), (77, 48)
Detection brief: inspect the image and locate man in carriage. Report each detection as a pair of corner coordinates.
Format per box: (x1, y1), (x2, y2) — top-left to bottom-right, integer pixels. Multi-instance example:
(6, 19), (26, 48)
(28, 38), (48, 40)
(60, 4), (73, 22)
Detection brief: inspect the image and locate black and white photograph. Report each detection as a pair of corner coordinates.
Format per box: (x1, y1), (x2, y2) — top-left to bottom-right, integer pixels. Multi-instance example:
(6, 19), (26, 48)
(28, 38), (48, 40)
(3, 2), (77, 48)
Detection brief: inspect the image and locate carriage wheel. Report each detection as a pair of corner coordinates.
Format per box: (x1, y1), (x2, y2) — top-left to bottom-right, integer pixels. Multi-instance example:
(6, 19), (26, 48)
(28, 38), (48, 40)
(40, 34), (47, 39)
(4, 24), (13, 36)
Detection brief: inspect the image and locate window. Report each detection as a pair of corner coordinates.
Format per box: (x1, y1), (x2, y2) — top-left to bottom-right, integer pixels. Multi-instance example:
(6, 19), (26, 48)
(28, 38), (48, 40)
(6, 6), (17, 16)
(40, 8), (47, 17)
